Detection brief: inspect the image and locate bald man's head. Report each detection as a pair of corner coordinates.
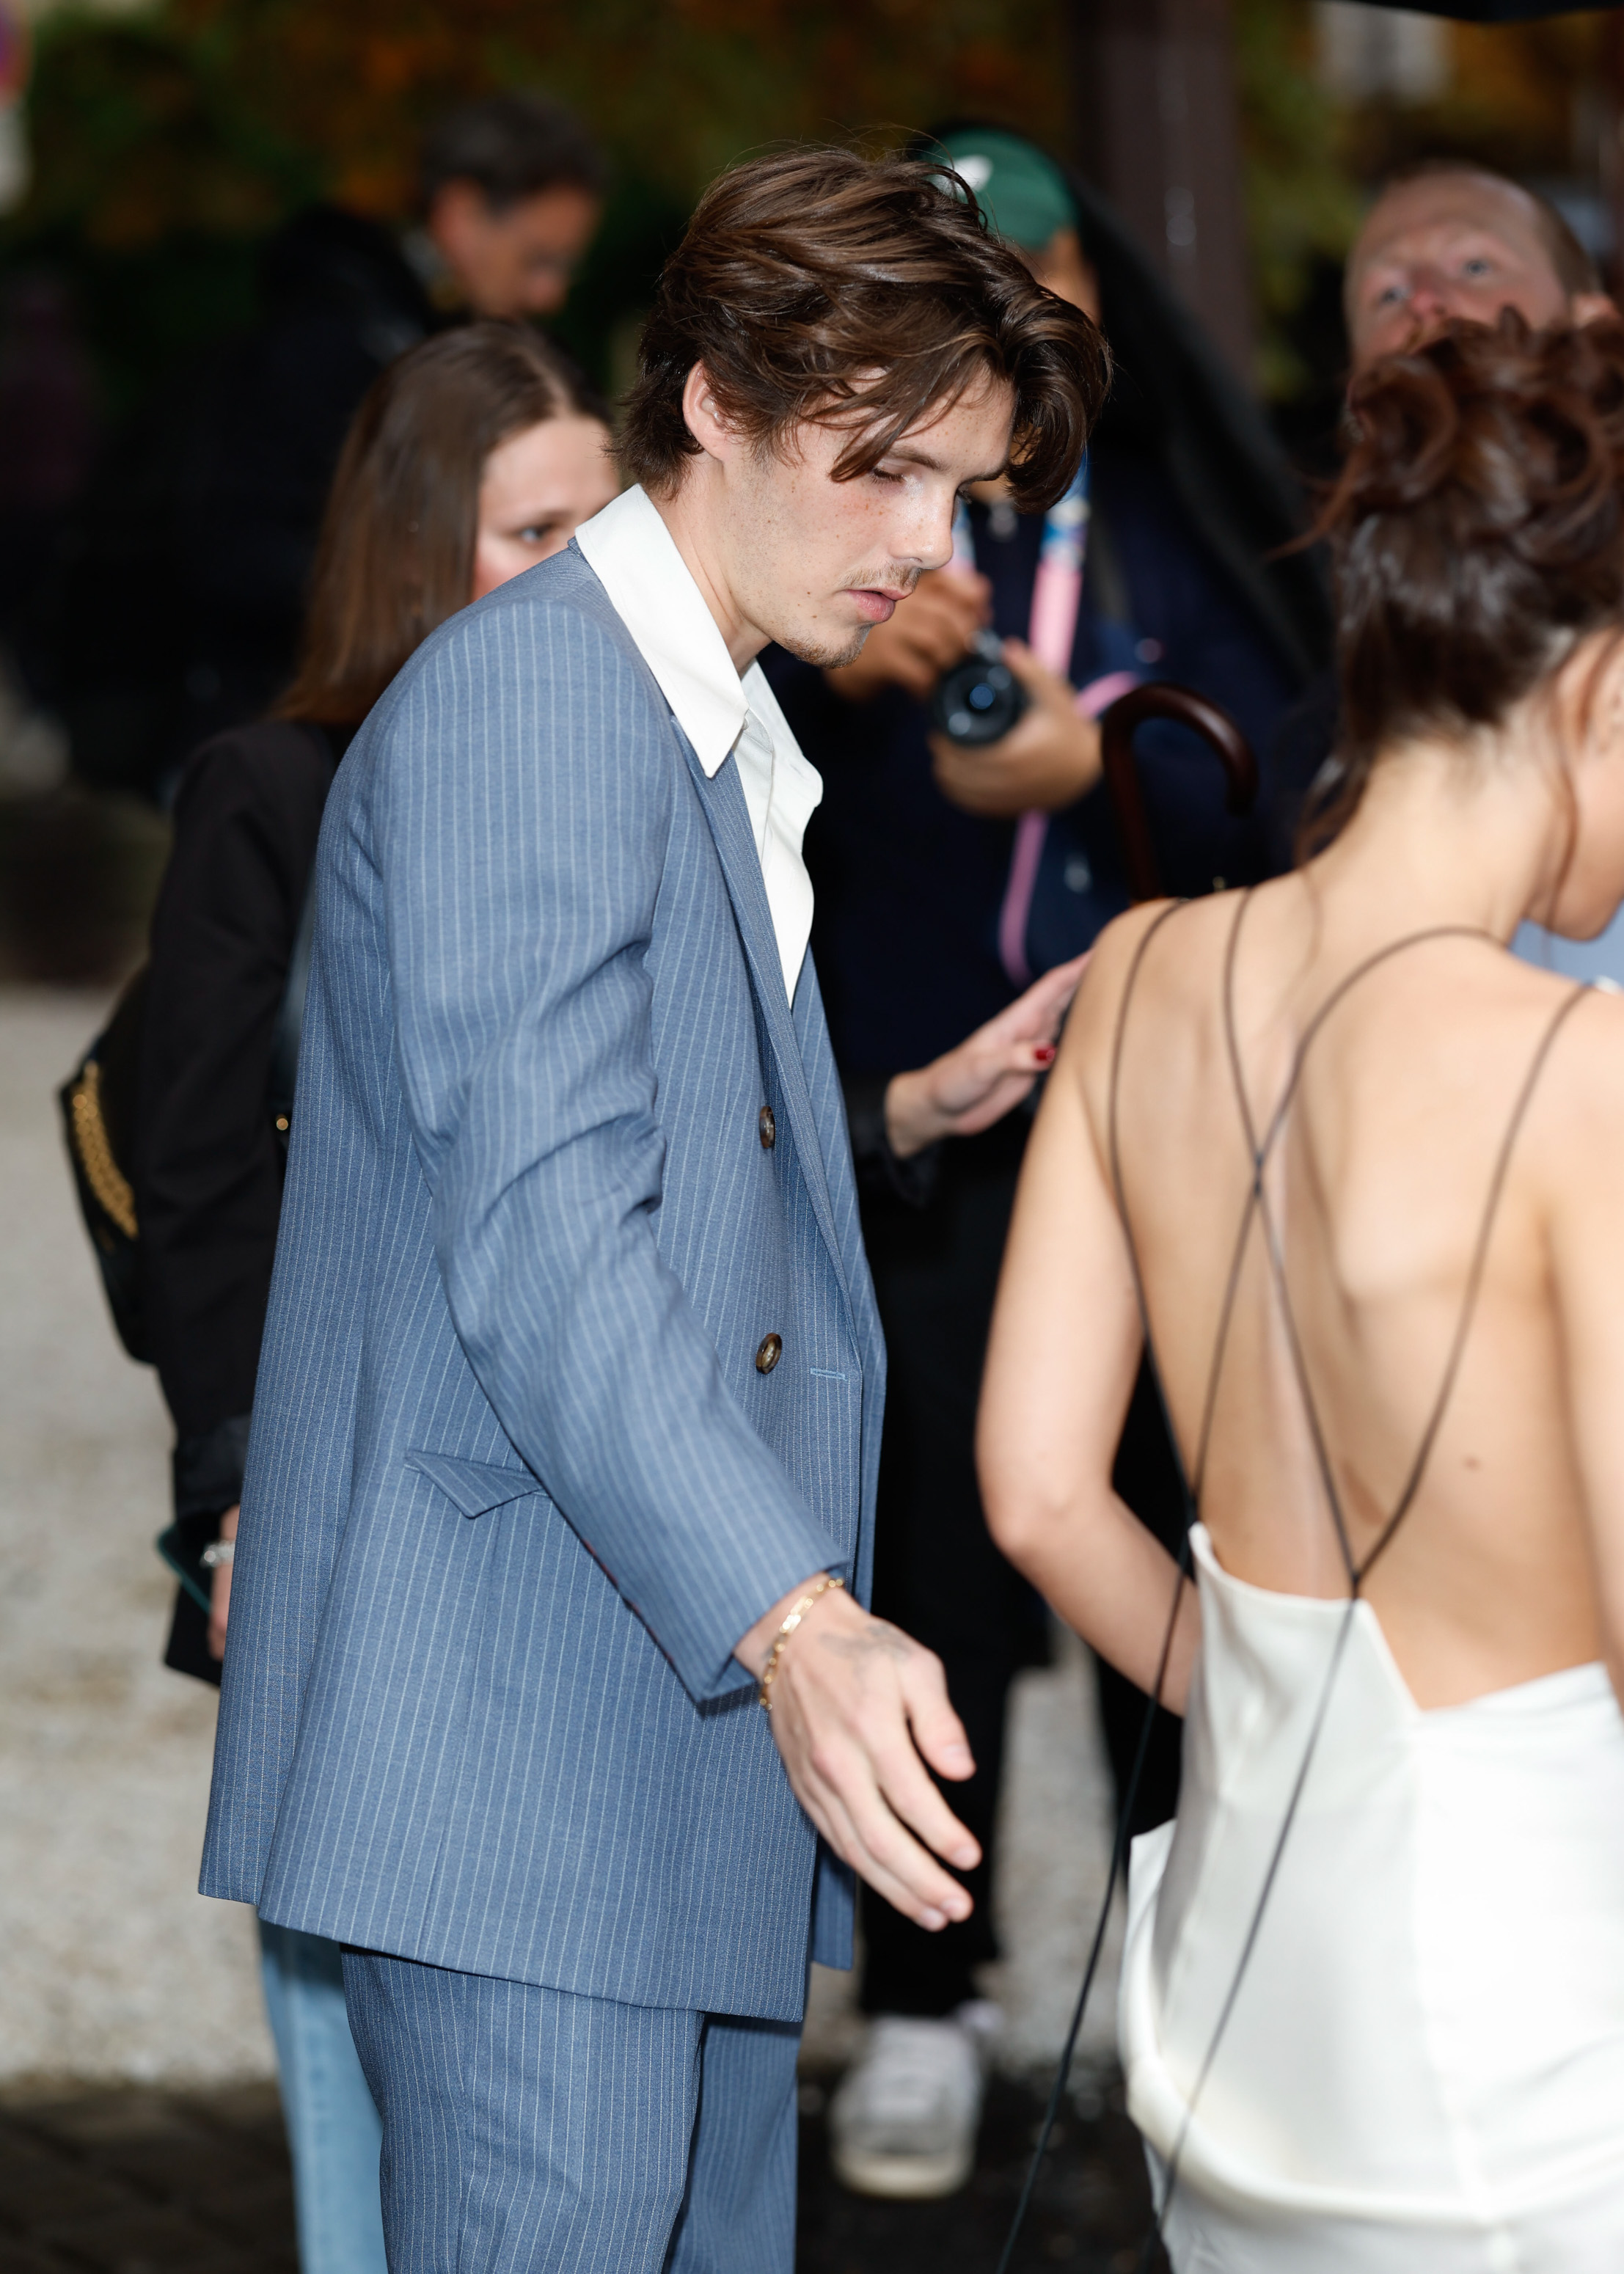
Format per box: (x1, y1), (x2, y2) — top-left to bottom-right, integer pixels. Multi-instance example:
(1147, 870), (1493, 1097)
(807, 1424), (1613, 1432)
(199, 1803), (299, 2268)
(1346, 164), (1612, 370)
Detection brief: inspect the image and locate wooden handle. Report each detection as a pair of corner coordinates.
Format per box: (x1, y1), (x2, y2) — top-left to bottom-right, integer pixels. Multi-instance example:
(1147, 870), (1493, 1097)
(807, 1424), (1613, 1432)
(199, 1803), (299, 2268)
(1099, 683), (1259, 904)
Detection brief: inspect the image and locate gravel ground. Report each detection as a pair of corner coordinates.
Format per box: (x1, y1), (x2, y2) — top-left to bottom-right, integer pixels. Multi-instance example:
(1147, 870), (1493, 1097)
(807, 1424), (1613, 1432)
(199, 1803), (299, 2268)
(0, 986), (271, 2090)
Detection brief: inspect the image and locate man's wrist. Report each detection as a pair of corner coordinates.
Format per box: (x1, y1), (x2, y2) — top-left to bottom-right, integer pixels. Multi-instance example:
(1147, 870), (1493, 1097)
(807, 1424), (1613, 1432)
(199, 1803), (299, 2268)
(755, 1574), (846, 1709)
(735, 1571), (839, 1681)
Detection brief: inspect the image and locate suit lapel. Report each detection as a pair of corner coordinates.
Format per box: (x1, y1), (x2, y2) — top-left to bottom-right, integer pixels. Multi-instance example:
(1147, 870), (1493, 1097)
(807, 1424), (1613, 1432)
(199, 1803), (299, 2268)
(680, 737), (853, 1312)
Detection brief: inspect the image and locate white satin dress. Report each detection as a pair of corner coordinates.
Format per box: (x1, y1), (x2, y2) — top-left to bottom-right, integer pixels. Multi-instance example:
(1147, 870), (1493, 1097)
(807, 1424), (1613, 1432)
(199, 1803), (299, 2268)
(1119, 1524), (1624, 2273)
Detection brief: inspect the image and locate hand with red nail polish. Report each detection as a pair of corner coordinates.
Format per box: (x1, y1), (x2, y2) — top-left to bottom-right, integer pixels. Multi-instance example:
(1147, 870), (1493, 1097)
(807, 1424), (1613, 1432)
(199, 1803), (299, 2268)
(881, 954), (1090, 1159)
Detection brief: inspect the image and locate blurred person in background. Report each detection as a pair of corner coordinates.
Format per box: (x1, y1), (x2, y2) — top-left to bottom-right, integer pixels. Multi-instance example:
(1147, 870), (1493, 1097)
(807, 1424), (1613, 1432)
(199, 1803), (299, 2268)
(1345, 161), (1612, 373)
(45, 90), (604, 803)
(135, 322), (618, 2274)
(763, 123), (1330, 2200)
(409, 88), (607, 321)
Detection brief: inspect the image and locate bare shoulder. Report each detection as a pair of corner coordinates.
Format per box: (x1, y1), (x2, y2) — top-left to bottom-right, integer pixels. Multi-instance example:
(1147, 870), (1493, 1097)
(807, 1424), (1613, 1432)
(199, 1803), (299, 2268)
(1061, 895), (1234, 1072)
(1529, 972), (1624, 1169)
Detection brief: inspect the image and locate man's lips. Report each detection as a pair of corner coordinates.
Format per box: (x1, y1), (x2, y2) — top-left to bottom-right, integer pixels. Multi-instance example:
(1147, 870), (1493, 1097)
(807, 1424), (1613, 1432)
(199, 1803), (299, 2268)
(846, 586), (911, 624)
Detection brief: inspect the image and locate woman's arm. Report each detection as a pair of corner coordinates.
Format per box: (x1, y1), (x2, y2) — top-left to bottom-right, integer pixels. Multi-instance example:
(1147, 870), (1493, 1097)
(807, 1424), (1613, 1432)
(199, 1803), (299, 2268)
(978, 920), (1201, 1711)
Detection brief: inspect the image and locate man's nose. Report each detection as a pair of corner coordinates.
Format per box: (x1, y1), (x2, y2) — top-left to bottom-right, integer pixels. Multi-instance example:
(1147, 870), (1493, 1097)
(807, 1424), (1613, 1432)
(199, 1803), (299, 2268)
(1405, 269), (1455, 326)
(911, 496), (959, 574)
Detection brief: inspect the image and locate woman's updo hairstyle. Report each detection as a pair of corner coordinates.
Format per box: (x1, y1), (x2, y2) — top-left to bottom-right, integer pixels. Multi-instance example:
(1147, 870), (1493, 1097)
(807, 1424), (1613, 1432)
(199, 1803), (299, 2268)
(1306, 313), (1624, 849)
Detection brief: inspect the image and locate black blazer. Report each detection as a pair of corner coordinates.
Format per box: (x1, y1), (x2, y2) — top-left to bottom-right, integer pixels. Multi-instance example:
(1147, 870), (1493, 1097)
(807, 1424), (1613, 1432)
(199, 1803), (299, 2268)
(133, 717), (342, 1678)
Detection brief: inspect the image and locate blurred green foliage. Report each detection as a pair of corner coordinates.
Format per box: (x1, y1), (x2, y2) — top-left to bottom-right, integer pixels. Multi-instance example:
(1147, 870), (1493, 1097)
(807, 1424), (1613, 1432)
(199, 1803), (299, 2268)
(4, 0), (1069, 412)
(1235, 0), (1364, 401)
(12, 0), (1596, 422)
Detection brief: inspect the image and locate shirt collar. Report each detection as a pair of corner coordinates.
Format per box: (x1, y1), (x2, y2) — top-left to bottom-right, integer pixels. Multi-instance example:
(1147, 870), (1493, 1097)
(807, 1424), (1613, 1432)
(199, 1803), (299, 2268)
(574, 484), (749, 778)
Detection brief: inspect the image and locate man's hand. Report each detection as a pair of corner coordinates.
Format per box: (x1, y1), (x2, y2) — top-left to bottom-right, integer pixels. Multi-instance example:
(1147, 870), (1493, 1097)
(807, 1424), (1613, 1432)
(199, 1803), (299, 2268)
(736, 1579), (980, 1929)
(208, 1504), (239, 1661)
(931, 639), (1102, 817)
(884, 954), (1090, 1160)
(824, 567), (990, 704)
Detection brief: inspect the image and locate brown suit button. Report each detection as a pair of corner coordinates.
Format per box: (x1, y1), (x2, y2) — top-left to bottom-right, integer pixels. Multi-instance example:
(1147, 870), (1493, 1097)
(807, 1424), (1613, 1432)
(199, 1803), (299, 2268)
(758, 1105), (776, 1150)
(756, 1333), (783, 1375)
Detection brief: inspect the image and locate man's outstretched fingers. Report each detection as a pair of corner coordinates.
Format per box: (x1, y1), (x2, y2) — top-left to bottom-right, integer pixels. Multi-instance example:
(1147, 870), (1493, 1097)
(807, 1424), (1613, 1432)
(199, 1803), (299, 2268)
(868, 1735), (981, 1876)
(899, 1649), (977, 1784)
(816, 1767), (974, 1928)
(789, 1711), (976, 1926)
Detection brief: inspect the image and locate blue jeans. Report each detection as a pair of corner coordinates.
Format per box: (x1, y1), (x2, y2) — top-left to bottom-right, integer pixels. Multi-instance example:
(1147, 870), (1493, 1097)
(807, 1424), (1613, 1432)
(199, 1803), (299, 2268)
(260, 1919), (389, 2274)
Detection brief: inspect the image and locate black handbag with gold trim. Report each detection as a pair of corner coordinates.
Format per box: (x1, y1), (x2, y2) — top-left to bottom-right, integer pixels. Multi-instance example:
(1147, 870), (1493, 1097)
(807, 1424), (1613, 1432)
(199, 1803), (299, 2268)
(59, 884), (315, 1365)
(59, 970), (150, 1359)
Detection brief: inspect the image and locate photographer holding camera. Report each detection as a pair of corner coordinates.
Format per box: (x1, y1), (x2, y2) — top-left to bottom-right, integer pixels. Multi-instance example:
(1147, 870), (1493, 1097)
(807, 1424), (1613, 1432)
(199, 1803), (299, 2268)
(763, 124), (1328, 2200)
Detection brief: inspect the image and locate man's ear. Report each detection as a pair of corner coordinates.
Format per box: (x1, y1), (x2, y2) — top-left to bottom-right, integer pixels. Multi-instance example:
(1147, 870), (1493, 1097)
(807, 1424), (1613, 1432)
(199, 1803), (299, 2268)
(681, 362), (740, 466)
(425, 178), (489, 261)
(1574, 292), (1618, 330)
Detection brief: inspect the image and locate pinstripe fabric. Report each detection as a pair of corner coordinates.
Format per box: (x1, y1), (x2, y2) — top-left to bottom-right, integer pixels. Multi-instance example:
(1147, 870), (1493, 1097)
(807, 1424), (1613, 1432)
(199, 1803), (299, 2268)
(200, 544), (885, 2017)
(342, 1951), (798, 2274)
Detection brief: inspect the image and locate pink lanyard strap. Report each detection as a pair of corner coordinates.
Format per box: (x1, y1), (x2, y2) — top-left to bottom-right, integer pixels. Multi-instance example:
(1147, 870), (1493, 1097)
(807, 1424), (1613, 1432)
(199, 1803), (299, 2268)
(950, 467), (1137, 987)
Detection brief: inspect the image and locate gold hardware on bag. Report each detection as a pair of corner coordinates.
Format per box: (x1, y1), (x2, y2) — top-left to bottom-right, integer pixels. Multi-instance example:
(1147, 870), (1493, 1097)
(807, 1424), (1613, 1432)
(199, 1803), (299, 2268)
(68, 1061), (137, 1240)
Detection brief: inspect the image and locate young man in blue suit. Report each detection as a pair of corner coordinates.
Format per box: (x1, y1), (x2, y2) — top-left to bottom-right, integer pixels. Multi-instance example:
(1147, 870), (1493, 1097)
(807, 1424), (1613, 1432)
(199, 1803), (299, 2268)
(200, 147), (1103, 2271)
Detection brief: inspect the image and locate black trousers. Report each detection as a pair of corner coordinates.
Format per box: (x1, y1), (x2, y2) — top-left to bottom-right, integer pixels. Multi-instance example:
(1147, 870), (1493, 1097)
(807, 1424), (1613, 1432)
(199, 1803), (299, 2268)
(857, 1118), (1185, 2020)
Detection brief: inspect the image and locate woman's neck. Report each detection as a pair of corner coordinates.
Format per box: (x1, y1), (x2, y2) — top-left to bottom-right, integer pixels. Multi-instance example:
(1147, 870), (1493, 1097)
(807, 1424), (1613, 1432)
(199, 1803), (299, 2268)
(1311, 735), (1567, 945)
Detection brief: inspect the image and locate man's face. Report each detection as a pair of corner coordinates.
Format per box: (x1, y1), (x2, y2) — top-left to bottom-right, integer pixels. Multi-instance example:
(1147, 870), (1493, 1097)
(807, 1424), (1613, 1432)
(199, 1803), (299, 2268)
(1347, 172), (1603, 370)
(425, 179), (601, 318)
(709, 374), (1017, 671)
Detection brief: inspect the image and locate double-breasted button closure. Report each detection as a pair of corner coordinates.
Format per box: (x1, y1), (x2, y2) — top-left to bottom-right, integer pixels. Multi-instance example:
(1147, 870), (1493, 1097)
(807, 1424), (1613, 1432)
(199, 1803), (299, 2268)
(756, 1333), (783, 1375)
(758, 1105), (776, 1150)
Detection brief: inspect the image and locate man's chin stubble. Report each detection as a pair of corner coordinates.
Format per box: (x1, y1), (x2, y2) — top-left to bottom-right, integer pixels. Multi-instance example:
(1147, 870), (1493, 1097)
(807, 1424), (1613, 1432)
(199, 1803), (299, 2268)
(777, 624), (871, 671)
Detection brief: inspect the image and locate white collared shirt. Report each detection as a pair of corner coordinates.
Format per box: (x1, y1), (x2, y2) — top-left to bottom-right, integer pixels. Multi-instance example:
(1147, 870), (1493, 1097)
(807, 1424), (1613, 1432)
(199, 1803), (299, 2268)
(575, 484), (824, 1006)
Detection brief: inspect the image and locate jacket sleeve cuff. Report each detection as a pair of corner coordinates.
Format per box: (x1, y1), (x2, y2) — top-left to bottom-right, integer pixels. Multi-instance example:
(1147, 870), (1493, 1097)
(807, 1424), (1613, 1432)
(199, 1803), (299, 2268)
(172, 1413), (252, 1522)
(843, 1073), (942, 1210)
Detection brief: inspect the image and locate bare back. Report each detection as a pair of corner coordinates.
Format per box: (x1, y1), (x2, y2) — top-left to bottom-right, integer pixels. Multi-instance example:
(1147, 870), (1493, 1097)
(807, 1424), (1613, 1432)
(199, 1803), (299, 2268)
(1100, 880), (1624, 1704)
(983, 869), (1624, 1716)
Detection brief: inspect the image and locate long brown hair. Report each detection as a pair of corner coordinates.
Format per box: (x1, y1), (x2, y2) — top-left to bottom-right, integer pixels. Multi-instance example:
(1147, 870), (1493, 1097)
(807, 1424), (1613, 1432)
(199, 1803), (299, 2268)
(620, 147), (1108, 516)
(277, 322), (609, 725)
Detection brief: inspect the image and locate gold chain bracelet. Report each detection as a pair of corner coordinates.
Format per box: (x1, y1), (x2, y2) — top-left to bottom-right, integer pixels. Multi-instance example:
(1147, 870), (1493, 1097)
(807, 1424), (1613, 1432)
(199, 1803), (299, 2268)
(758, 1573), (844, 1710)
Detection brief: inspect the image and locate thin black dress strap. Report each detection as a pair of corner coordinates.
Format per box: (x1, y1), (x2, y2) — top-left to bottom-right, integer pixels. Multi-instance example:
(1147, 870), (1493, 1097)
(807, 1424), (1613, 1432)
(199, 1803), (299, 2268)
(1133, 959), (1595, 2271)
(1223, 945), (1587, 1589)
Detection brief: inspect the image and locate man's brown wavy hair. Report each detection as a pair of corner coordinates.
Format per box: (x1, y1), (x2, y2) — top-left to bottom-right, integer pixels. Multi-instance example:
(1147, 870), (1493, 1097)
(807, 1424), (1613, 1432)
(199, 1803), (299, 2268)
(620, 147), (1108, 514)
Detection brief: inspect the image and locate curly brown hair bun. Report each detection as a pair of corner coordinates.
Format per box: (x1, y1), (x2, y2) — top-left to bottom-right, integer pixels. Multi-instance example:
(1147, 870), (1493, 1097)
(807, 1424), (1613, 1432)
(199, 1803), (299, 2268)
(1308, 312), (1624, 847)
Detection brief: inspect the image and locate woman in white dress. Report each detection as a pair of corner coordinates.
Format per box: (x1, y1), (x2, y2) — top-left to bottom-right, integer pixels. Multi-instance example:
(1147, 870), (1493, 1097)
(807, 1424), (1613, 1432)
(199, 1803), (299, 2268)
(978, 314), (1624, 2271)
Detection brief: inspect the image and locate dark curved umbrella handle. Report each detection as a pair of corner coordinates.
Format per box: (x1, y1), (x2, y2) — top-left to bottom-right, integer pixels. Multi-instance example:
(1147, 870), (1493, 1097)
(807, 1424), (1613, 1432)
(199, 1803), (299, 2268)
(1099, 682), (1259, 904)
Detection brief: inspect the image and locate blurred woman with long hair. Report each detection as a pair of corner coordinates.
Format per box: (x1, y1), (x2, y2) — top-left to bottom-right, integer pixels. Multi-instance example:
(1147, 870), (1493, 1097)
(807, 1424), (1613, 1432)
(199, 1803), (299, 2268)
(134, 321), (618, 2274)
(981, 315), (1624, 2268)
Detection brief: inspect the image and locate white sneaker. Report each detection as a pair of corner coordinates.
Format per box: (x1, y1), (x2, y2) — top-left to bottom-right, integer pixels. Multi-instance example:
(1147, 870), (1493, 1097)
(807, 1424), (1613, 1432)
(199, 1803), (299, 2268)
(828, 2003), (998, 2198)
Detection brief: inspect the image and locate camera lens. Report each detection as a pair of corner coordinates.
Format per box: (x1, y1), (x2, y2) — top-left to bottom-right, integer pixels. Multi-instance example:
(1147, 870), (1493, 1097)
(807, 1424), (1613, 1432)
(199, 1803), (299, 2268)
(929, 629), (1030, 747)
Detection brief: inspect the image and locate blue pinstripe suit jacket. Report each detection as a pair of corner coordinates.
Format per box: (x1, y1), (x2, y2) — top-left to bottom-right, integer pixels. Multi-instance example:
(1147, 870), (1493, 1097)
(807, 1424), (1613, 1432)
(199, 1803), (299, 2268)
(199, 545), (885, 2022)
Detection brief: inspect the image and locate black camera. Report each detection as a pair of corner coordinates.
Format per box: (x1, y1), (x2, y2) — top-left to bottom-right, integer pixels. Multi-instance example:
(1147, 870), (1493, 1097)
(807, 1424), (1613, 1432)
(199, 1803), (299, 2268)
(929, 629), (1029, 746)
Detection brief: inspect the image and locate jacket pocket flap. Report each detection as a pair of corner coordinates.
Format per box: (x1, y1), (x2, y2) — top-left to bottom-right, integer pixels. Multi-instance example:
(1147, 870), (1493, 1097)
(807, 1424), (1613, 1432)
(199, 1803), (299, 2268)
(406, 1449), (546, 1520)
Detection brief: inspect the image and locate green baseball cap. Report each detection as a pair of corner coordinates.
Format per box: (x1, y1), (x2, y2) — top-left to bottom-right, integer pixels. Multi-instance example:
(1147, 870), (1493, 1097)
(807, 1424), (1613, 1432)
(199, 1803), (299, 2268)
(935, 128), (1076, 254)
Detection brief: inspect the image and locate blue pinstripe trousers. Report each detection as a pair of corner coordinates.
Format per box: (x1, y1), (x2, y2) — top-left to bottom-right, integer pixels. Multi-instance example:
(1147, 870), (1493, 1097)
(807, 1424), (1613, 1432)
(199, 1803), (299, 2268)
(342, 1951), (800, 2273)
